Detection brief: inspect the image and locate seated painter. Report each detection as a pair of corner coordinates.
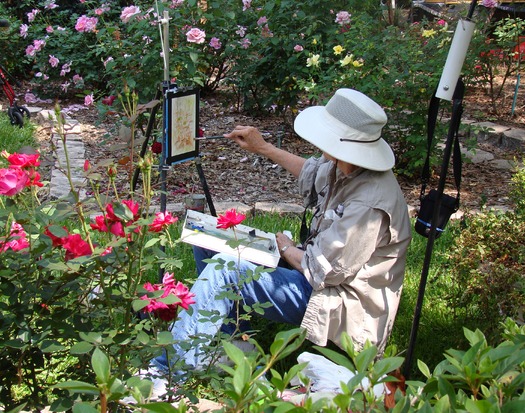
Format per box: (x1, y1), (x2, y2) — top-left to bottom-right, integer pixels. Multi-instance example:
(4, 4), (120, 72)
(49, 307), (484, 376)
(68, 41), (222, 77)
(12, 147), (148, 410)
(151, 88), (412, 388)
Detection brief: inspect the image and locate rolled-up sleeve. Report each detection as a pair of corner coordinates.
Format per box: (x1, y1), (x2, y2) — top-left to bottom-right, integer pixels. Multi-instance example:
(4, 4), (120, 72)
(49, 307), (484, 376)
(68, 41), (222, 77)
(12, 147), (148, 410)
(301, 203), (387, 290)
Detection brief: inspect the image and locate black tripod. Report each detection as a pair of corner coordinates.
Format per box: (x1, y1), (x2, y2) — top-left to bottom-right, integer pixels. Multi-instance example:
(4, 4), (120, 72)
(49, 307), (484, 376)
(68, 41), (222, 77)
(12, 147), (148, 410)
(402, 0), (479, 380)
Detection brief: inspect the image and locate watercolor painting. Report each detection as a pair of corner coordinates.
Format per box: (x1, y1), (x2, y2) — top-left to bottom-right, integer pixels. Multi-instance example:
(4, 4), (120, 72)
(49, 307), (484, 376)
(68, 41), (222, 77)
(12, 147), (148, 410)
(166, 88), (199, 164)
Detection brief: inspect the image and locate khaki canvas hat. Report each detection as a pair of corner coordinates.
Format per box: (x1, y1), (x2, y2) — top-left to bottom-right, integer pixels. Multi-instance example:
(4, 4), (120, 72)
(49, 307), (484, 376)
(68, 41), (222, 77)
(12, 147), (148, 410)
(294, 88), (395, 171)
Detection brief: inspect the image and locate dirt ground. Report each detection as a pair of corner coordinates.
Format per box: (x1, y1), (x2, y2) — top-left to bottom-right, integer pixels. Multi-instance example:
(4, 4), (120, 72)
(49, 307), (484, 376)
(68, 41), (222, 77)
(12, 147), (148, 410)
(29, 80), (524, 213)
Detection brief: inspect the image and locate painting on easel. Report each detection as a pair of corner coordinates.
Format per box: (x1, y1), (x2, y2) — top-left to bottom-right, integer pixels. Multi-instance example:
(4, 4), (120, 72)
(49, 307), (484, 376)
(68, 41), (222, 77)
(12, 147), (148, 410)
(166, 87), (200, 164)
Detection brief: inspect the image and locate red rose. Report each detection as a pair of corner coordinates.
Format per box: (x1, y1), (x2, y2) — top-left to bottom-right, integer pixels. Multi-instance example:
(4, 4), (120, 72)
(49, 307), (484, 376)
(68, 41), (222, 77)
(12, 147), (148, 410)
(216, 208), (246, 229)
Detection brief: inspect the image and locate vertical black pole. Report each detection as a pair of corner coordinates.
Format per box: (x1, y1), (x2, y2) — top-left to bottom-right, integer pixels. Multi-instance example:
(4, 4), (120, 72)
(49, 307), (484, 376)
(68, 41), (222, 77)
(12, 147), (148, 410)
(403, 94), (463, 379)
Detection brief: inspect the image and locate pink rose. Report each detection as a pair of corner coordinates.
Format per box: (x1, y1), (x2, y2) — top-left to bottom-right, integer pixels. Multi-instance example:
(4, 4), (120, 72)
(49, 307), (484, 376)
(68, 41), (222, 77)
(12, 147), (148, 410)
(482, 0), (498, 8)
(25, 45), (36, 57)
(257, 16), (267, 26)
(27, 9), (39, 23)
(335, 11), (351, 25)
(240, 38), (251, 49)
(242, 0), (251, 11)
(0, 168), (28, 196)
(121, 5), (141, 23)
(49, 55), (59, 68)
(101, 95), (116, 106)
(294, 44), (304, 52)
(141, 273), (196, 321)
(209, 37), (222, 50)
(0, 222), (29, 252)
(186, 27), (206, 44)
(75, 15), (98, 33)
(84, 94), (94, 106)
(5, 152), (40, 168)
(25, 92), (38, 104)
(20, 24), (29, 38)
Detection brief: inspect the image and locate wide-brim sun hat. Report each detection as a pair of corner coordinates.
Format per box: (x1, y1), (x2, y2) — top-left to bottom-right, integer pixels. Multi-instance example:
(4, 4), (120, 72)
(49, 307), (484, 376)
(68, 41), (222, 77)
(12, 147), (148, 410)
(294, 88), (395, 171)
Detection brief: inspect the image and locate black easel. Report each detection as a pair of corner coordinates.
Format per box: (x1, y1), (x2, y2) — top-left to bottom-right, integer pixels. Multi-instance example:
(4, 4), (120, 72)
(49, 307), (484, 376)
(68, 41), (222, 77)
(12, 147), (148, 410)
(402, 0), (478, 380)
(131, 82), (217, 217)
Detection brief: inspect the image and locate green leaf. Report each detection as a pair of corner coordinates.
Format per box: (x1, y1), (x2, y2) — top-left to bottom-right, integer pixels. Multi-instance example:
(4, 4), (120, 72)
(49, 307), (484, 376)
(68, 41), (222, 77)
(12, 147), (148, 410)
(418, 359), (432, 379)
(40, 340), (65, 353)
(132, 299), (149, 312)
(269, 328), (306, 361)
(433, 394), (451, 413)
(232, 362), (251, 395)
(38, 261), (71, 271)
(223, 341), (246, 366)
(92, 348), (110, 384)
(72, 403), (99, 413)
(354, 346), (378, 372)
(189, 52), (199, 64)
(137, 330), (151, 345)
(70, 341), (94, 355)
(373, 357), (404, 378)
(3, 339), (26, 349)
(159, 295), (181, 305)
(112, 202), (134, 221)
(5, 403), (27, 413)
(315, 346), (355, 372)
(137, 401), (184, 413)
(46, 225), (69, 238)
(502, 400), (525, 413)
(53, 380), (99, 395)
(144, 238), (160, 248)
(157, 331), (175, 345)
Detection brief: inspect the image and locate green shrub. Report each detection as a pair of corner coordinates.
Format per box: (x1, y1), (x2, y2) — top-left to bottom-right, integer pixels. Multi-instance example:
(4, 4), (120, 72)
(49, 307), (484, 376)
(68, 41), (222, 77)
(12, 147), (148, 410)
(509, 158), (525, 215)
(445, 207), (525, 342)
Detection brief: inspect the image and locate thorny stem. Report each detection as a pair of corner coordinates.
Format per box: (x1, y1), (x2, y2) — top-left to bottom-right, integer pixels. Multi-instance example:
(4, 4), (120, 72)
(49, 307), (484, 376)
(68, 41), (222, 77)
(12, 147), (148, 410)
(118, 85), (139, 195)
(54, 105), (95, 252)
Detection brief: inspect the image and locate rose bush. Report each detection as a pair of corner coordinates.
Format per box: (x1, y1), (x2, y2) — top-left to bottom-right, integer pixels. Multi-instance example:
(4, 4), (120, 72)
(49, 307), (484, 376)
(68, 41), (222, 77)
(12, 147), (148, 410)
(0, 105), (200, 410)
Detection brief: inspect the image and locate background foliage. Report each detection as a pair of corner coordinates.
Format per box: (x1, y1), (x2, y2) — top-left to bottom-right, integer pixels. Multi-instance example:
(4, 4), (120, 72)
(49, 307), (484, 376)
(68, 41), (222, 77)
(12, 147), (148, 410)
(1, 0), (523, 176)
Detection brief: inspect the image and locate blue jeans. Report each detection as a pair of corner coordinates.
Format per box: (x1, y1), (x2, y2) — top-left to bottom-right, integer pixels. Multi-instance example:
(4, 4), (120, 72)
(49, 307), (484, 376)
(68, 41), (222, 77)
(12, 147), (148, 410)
(152, 247), (312, 375)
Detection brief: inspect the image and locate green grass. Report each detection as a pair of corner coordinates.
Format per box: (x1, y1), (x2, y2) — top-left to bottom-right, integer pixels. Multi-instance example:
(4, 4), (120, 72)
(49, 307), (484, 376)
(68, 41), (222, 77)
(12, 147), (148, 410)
(0, 111), (36, 154)
(390, 221), (469, 377)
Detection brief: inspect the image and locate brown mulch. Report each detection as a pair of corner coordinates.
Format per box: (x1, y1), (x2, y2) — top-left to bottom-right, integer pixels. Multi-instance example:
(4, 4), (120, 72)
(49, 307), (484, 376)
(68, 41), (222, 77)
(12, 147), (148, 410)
(30, 85), (524, 213)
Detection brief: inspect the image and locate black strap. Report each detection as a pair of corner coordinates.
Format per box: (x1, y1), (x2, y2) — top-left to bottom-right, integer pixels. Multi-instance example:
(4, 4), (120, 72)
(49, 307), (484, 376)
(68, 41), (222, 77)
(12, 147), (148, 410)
(420, 79), (464, 209)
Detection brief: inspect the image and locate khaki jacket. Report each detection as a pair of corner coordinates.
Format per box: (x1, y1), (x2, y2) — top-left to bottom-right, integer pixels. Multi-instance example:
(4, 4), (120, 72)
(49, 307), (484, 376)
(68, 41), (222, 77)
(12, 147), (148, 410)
(298, 157), (412, 353)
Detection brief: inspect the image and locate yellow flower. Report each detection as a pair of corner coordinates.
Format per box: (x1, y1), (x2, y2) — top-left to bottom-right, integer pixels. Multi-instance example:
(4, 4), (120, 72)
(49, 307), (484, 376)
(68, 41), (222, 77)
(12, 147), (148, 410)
(333, 45), (344, 55)
(422, 29), (436, 38)
(306, 54), (320, 68)
(339, 54), (353, 67)
(312, 38), (317, 45)
(352, 58), (364, 68)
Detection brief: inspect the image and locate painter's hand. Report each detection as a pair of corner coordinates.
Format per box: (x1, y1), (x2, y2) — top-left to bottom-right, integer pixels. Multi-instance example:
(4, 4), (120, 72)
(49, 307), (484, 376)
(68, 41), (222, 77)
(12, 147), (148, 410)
(224, 125), (273, 155)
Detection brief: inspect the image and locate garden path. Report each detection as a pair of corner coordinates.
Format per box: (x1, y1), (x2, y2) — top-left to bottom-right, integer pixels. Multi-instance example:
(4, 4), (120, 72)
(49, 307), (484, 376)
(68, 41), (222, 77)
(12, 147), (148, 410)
(30, 104), (525, 221)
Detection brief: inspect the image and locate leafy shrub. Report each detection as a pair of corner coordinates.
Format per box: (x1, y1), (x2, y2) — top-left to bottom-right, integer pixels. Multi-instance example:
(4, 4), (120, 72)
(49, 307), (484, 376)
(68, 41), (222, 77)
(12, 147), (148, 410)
(445, 198), (525, 342)
(5, 0), (518, 177)
(509, 158), (525, 214)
